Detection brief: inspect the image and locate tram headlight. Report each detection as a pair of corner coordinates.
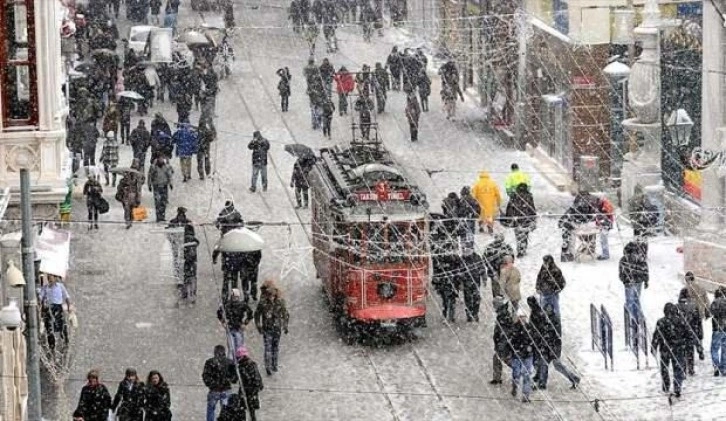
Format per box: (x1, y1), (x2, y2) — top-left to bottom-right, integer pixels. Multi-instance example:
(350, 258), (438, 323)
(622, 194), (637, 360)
(377, 281), (397, 299)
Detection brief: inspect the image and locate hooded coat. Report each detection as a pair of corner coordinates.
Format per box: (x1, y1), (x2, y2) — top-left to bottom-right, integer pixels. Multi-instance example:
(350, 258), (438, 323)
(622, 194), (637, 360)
(527, 296), (562, 362)
(536, 255), (566, 295)
(619, 242), (649, 287)
(652, 303), (688, 358)
(471, 172), (502, 222)
(76, 383), (112, 421)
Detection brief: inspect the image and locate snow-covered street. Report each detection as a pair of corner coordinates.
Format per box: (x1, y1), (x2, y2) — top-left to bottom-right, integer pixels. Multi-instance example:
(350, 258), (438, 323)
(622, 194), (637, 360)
(58, 1), (726, 420)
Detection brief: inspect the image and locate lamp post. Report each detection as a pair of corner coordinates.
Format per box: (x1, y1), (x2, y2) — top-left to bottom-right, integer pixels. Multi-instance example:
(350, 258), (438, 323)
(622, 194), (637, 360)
(603, 60), (631, 186)
(20, 168), (42, 419)
(666, 109), (694, 147)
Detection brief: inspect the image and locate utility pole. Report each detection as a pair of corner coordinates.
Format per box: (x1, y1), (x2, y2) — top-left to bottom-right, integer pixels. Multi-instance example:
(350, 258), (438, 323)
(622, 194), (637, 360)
(514, 6), (528, 150)
(20, 168), (42, 420)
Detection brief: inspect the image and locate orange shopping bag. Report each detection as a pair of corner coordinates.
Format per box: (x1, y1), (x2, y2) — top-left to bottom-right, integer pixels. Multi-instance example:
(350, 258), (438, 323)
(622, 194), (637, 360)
(132, 206), (148, 221)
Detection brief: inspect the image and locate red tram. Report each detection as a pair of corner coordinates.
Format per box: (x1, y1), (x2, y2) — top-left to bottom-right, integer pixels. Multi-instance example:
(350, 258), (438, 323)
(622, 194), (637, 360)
(307, 125), (430, 341)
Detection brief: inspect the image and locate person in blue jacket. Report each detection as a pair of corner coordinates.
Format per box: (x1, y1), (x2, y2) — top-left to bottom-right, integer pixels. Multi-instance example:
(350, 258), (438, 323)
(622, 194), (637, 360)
(172, 121), (199, 182)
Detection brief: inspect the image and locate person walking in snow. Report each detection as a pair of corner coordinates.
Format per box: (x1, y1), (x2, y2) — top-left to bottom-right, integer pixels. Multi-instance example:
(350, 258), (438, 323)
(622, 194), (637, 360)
(504, 183), (536, 257)
(418, 69), (431, 112)
(482, 233), (514, 298)
(172, 121), (199, 182)
(248, 131), (270, 192)
(83, 174), (104, 231)
(76, 370), (112, 421)
(499, 256), (521, 311)
(100, 131), (120, 187)
(504, 163), (531, 196)
(254, 279), (290, 376)
(458, 249), (486, 322)
(595, 194), (615, 260)
(458, 186), (481, 248)
(651, 303), (688, 397)
(620, 241), (649, 323)
(386, 46), (402, 90)
(471, 171), (502, 234)
(528, 297), (580, 390)
(710, 286), (726, 377)
(291, 159), (310, 208)
(277, 67), (292, 112)
(334, 66), (355, 116)
(147, 156), (174, 222)
(203, 345), (236, 421)
(677, 287), (704, 376)
(111, 368), (145, 421)
(321, 97), (335, 138)
(509, 309), (534, 403)
(197, 119), (215, 180)
(144, 370), (172, 421)
(535, 255), (566, 319)
(405, 91), (421, 142)
(218, 288), (254, 357)
(233, 346), (264, 421)
(490, 298), (513, 385)
(432, 254), (459, 323)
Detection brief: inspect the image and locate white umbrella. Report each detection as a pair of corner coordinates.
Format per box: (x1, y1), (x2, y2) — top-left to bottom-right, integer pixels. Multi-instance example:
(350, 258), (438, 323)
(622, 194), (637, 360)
(117, 90), (144, 100)
(217, 228), (265, 252)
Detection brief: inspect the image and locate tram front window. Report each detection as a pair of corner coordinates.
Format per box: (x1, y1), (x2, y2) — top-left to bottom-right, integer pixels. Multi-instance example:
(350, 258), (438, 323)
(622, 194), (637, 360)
(358, 221), (425, 264)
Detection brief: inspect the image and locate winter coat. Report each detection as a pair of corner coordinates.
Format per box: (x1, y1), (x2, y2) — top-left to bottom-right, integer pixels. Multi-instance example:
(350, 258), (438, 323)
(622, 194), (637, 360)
(322, 100), (335, 118)
(458, 194), (481, 220)
(100, 138), (120, 167)
(386, 51), (402, 73)
(334, 71), (355, 94)
(254, 295), (290, 334)
(237, 357), (264, 408)
(677, 296), (702, 345)
(130, 126), (151, 155)
(499, 265), (521, 303)
(216, 205), (244, 234)
(67, 121), (84, 153)
(117, 173), (143, 206)
(374, 67), (390, 94)
(494, 306), (513, 360)
(711, 297), (726, 333)
(536, 258), (566, 295)
(172, 125), (199, 157)
(418, 72), (431, 97)
(504, 169), (531, 196)
(482, 240), (514, 280)
(76, 383), (112, 421)
(686, 282), (711, 319)
(198, 123), (216, 154)
(441, 194), (460, 219)
(304, 63), (321, 87)
(83, 179), (103, 207)
(148, 162), (174, 188)
(505, 183), (537, 228)
(619, 242), (649, 286)
(202, 355), (236, 392)
(405, 94), (420, 125)
(102, 107), (120, 135)
(81, 122), (100, 152)
(456, 253), (486, 291)
(508, 320), (534, 360)
(218, 298), (254, 330)
(528, 297), (561, 361)
(278, 74), (291, 96)
(144, 382), (171, 421)
(111, 379), (145, 418)
(628, 189), (658, 236)
(248, 136), (270, 166)
(471, 172), (502, 221)
(291, 161), (310, 189)
(652, 303), (688, 357)
(319, 61), (335, 84)
(183, 225), (199, 275)
(151, 117), (172, 142)
(432, 255), (460, 297)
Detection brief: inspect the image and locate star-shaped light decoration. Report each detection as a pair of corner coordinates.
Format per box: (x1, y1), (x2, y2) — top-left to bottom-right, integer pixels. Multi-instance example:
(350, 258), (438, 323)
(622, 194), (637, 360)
(275, 226), (312, 280)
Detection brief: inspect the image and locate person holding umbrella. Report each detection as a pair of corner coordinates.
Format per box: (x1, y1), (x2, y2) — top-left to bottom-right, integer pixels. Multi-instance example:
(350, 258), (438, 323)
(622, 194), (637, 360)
(290, 158), (310, 208)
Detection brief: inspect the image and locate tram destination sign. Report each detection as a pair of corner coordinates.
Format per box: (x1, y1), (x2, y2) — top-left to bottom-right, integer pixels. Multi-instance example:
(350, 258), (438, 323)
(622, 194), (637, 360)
(356, 190), (411, 201)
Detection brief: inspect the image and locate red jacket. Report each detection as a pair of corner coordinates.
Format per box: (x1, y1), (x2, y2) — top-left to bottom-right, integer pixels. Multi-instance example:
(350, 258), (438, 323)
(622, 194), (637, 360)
(334, 72), (355, 94)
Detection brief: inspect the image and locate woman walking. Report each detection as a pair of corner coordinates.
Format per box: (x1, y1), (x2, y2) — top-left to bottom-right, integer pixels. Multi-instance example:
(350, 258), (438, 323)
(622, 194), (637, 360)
(76, 369), (112, 421)
(111, 368), (145, 421)
(144, 370), (172, 421)
(100, 131), (120, 187)
(254, 279), (290, 376)
(83, 173), (103, 230)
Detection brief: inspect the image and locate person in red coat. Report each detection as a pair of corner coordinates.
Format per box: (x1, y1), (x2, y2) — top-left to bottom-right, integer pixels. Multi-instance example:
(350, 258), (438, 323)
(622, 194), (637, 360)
(334, 66), (355, 116)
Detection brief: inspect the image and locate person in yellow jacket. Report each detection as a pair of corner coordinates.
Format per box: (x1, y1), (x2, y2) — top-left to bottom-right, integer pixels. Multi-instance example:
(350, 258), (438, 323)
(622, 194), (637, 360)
(504, 163), (531, 196)
(472, 171), (502, 234)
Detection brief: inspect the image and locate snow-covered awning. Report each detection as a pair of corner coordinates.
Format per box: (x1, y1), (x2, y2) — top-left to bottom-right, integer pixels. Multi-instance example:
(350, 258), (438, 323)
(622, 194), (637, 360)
(35, 227), (71, 278)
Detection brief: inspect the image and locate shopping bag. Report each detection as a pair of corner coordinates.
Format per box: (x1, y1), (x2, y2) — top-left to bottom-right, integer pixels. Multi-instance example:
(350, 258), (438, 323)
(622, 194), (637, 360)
(132, 206), (148, 221)
(96, 197), (110, 214)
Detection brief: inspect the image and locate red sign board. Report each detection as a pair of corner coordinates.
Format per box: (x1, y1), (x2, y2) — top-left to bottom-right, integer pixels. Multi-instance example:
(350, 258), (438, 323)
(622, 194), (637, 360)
(356, 190), (411, 202)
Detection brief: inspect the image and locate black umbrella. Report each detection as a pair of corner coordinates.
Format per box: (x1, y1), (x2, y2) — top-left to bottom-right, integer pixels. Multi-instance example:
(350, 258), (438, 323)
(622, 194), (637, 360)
(284, 143), (315, 159)
(73, 61), (94, 73)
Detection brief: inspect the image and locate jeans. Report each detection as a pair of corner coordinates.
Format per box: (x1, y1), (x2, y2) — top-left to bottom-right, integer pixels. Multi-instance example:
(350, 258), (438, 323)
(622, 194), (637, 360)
(711, 331), (726, 373)
(152, 185), (169, 221)
(600, 228), (610, 258)
(660, 352), (685, 393)
(251, 165), (268, 190)
(206, 390), (229, 421)
(228, 328), (244, 359)
(511, 357), (533, 398)
(263, 331), (282, 371)
(624, 283), (643, 321)
(535, 356), (579, 387)
(539, 293), (560, 319)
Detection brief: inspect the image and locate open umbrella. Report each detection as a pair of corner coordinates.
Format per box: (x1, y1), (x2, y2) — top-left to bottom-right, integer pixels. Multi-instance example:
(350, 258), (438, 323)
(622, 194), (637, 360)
(117, 90), (144, 100)
(284, 143), (315, 159)
(73, 61), (94, 73)
(109, 166), (142, 175)
(217, 227), (265, 253)
(179, 30), (214, 47)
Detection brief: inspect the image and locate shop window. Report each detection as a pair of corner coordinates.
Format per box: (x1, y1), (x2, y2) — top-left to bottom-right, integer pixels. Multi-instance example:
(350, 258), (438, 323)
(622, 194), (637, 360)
(1, 0), (37, 127)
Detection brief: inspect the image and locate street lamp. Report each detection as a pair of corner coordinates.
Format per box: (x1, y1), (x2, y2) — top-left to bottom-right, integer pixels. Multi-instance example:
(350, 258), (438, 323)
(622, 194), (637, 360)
(6, 260), (26, 288)
(603, 60), (631, 184)
(666, 109), (694, 147)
